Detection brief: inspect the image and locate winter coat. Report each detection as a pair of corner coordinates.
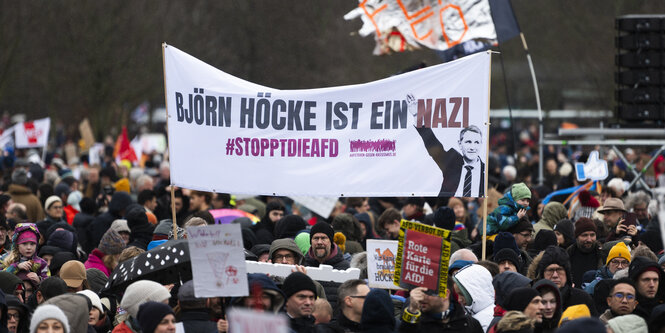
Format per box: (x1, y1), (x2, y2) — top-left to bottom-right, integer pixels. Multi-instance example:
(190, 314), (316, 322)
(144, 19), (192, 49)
(398, 299), (483, 333)
(360, 289), (395, 333)
(290, 315), (316, 333)
(533, 279), (562, 333)
(72, 212), (94, 252)
(332, 313), (362, 333)
(485, 191), (528, 236)
(628, 257), (665, 320)
(452, 264), (495, 332)
(88, 192), (133, 252)
(492, 271), (532, 307)
(533, 202), (567, 236)
(8, 184), (44, 223)
(179, 310), (218, 333)
(85, 249), (111, 276)
(304, 243), (349, 310)
(269, 238), (305, 264)
(566, 242), (603, 289)
(111, 321), (136, 333)
(583, 265), (612, 295)
(0, 286), (8, 333)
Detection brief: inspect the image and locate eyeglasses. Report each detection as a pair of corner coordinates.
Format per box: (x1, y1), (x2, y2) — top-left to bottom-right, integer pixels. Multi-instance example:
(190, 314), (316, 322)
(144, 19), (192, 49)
(519, 232), (533, 238)
(349, 295), (367, 299)
(609, 259), (630, 268)
(50, 205), (63, 210)
(7, 313), (19, 319)
(544, 267), (565, 276)
(273, 254), (295, 261)
(612, 293), (635, 301)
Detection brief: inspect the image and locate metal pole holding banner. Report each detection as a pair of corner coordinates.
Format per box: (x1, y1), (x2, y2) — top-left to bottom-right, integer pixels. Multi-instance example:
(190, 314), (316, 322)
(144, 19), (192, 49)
(162, 43), (178, 239)
(482, 51), (495, 261)
(518, 33), (544, 186)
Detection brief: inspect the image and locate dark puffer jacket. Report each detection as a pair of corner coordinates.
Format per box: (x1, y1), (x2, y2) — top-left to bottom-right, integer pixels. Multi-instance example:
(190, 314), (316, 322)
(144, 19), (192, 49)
(398, 298), (482, 333)
(628, 256), (665, 320)
(87, 191), (132, 252)
(304, 243), (349, 310)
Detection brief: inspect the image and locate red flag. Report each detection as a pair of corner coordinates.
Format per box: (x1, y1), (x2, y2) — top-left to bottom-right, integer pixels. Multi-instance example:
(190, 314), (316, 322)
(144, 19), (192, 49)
(114, 126), (138, 163)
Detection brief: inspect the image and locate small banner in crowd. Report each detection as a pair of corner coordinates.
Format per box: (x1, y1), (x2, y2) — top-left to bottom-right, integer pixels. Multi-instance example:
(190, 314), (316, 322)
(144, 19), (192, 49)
(344, 0), (497, 55)
(163, 44), (491, 197)
(186, 224), (249, 297)
(227, 308), (289, 333)
(14, 117), (50, 148)
(366, 239), (402, 290)
(394, 220), (452, 297)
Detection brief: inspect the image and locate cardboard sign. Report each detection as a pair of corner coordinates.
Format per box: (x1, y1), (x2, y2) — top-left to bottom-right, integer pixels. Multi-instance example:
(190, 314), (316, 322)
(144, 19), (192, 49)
(394, 220), (451, 297)
(227, 308), (289, 333)
(79, 118), (95, 152)
(186, 224), (248, 297)
(366, 239), (402, 290)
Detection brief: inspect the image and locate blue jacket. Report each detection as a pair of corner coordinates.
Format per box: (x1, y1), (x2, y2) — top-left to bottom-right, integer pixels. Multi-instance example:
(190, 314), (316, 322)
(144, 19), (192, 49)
(484, 191), (529, 236)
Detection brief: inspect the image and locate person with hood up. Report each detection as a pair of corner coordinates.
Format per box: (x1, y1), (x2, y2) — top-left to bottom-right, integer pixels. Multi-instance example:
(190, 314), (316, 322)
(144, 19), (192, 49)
(553, 219), (574, 249)
(533, 279), (562, 333)
(44, 293), (92, 333)
(533, 202), (567, 237)
(85, 229), (126, 276)
(0, 223), (50, 283)
(87, 191), (133, 253)
(250, 200), (286, 245)
(78, 289), (113, 333)
(528, 245), (597, 316)
(360, 288), (395, 333)
(136, 302), (176, 333)
(29, 304), (70, 333)
(451, 263), (495, 331)
(628, 256), (664, 320)
(269, 238), (304, 265)
(484, 182), (531, 240)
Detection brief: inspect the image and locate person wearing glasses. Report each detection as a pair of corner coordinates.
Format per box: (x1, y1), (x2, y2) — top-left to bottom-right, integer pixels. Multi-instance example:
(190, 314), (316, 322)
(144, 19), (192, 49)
(600, 278), (639, 323)
(36, 196), (66, 239)
(331, 279), (369, 332)
(532, 246), (597, 316)
(584, 242), (631, 295)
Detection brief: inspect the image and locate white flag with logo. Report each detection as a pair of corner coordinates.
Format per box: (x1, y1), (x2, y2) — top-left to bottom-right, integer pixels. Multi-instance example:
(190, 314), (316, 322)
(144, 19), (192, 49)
(14, 118), (50, 148)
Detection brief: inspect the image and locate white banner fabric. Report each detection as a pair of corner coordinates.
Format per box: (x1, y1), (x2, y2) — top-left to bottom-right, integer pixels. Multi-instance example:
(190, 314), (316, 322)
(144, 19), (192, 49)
(164, 45), (490, 197)
(14, 118), (50, 148)
(344, 0), (497, 54)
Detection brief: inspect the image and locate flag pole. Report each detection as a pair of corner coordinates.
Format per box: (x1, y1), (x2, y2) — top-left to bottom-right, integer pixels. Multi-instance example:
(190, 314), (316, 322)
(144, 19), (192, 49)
(519, 32), (543, 185)
(496, 44), (519, 160)
(482, 50), (495, 261)
(162, 43), (178, 239)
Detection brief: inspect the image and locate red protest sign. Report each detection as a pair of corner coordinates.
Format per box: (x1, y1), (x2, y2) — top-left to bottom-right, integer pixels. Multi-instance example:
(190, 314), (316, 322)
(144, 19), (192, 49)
(394, 219), (451, 297)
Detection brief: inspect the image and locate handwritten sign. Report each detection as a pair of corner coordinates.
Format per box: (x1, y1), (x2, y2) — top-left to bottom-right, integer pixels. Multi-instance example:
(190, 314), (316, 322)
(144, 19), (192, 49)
(366, 239), (402, 290)
(227, 308), (289, 333)
(394, 220), (451, 297)
(186, 224), (248, 297)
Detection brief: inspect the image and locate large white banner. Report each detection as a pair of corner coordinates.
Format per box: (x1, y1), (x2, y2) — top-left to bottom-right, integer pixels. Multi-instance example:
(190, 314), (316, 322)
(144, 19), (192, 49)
(14, 117), (50, 148)
(164, 44), (490, 197)
(344, 0), (497, 55)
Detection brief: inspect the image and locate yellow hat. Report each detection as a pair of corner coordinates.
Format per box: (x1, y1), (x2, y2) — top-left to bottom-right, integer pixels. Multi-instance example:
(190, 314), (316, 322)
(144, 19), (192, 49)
(558, 304), (590, 327)
(114, 178), (131, 193)
(606, 242), (631, 265)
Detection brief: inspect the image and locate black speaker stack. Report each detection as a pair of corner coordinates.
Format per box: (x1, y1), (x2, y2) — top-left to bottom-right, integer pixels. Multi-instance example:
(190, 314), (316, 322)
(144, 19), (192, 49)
(615, 15), (665, 126)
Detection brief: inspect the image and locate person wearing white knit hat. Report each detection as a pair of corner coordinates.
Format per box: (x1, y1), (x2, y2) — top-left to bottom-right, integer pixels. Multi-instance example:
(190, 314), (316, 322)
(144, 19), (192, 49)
(115, 280), (171, 332)
(77, 290), (104, 326)
(30, 304), (70, 333)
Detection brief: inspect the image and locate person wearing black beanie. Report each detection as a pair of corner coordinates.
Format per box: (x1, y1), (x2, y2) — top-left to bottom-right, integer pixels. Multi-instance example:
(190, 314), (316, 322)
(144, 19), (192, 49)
(282, 272), (317, 333)
(137, 301), (176, 333)
(251, 201), (286, 245)
(527, 229), (557, 259)
(553, 219), (575, 249)
(494, 248), (523, 274)
(503, 287), (543, 324)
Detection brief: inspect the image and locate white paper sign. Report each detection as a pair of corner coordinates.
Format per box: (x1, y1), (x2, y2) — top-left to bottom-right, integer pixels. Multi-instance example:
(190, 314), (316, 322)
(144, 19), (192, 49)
(291, 196), (339, 218)
(227, 308), (289, 333)
(186, 224), (248, 297)
(366, 239), (403, 290)
(14, 117), (50, 148)
(164, 45), (491, 197)
(0, 126), (15, 151)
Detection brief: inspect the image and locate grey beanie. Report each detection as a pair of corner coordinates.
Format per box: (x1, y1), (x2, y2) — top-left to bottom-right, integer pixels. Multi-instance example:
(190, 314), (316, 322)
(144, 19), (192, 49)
(43, 294), (90, 333)
(30, 304), (70, 333)
(120, 280), (172, 318)
(607, 314), (648, 333)
(154, 220), (173, 235)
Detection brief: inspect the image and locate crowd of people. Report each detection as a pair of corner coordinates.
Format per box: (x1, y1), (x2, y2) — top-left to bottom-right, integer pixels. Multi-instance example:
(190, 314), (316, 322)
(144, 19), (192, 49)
(0, 136), (664, 333)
